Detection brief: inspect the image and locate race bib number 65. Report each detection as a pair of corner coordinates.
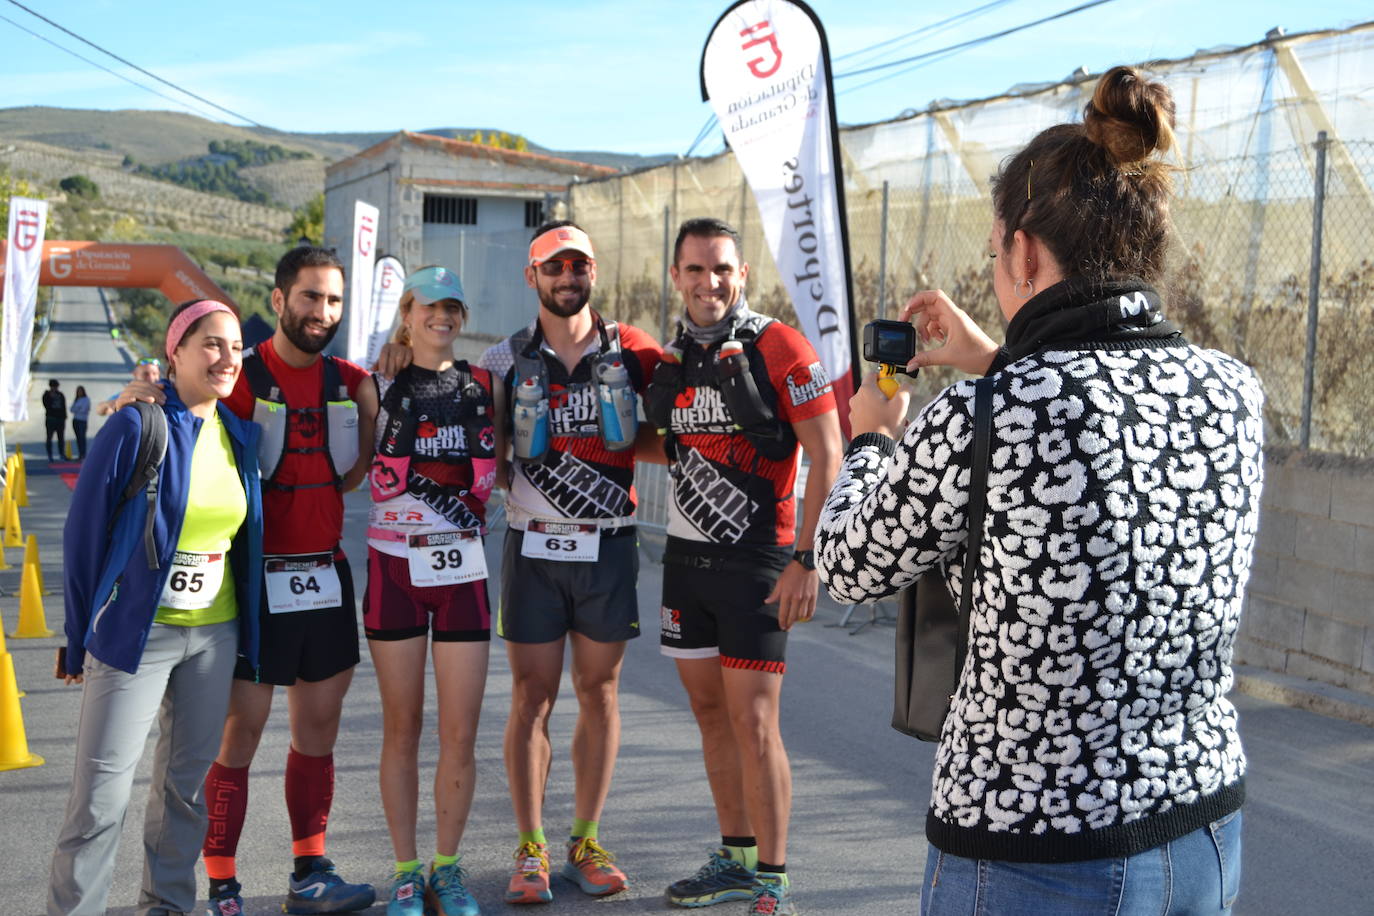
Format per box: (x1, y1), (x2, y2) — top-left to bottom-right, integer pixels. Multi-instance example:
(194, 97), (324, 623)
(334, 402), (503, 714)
(264, 552), (342, 614)
(521, 519), (599, 563)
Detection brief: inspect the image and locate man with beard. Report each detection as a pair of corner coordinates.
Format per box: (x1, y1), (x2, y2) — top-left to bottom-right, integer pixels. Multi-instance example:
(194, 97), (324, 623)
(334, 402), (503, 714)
(642, 218), (841, 916)
(481, 221), (660, 905)
(117, 246), (379, 915)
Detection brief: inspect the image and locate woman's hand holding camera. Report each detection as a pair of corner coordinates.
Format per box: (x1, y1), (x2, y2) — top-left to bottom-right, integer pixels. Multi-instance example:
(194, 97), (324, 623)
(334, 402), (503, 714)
(900, 289), (999, 376)
(849, 371), (910, 440)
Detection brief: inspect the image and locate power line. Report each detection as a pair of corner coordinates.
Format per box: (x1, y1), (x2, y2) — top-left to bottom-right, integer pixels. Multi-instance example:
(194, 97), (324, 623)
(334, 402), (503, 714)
(3, 0), (264, 127)
(837, 0), (1122, 80)
(833, 0), (1016, 68)
(0, 11), (223, 122)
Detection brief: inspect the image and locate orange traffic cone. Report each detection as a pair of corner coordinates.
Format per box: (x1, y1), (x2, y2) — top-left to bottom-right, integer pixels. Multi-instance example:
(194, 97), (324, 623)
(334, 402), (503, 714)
(11, 562), (52, 638)
(23, 536), (48, 596)
(0, 651), (43, 770)
(4, 499), (21, 549)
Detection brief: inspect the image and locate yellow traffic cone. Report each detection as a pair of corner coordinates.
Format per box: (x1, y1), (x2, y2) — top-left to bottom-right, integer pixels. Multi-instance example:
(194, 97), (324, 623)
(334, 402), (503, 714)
(0, 610), (23, 698)
(12, 562), (52, 638)
(0, 651), (43, 770)
(24, 536), (48, 596)
(13, 448), (27, 507)
(4, 499), (21, 549)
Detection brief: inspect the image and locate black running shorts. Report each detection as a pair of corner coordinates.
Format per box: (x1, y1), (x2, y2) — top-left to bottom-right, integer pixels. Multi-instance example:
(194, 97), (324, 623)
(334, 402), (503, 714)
(658, 536), (791, 673)
(498, 526), (640, 644)
(234, 550), (361, 685)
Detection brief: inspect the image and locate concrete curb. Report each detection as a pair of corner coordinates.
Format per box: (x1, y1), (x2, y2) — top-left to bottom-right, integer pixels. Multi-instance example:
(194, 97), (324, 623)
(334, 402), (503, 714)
(1234, 664), (1374, 728)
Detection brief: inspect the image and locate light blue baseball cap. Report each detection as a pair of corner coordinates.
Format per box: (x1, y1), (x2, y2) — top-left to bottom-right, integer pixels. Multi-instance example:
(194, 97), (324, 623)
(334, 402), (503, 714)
(402, 266), (465, 306)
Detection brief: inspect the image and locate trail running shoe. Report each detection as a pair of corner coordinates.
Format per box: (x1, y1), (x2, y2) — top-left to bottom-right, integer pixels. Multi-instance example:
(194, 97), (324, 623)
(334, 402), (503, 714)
(505, 842), (552, 905)
(560, 836), (628, 897)
(386, 864), (426, 916)
(206, 878), (244, 916)
(665, 847), (756, 907)
(749, 873), (797, 916)
(283, 857), (377, 914)
(428, 860), (480, 916)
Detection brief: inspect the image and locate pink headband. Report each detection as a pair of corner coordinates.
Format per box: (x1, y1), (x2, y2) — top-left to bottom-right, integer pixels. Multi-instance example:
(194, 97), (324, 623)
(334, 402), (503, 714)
(165, 300), (235, 363)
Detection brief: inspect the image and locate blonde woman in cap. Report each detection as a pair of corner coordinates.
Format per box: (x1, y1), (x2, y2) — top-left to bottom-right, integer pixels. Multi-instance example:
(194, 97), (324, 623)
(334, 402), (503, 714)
(359, 266), (504, 916)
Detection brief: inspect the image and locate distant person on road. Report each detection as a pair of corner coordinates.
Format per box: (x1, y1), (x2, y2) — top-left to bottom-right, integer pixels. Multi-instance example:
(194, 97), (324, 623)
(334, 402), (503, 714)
(96, 358), (162, 417)
(117, 247), (379, 916)
(639, 218), (841, 916)
(42, 378), (67, 461)
(814, 66), (1263, 915)
(49, 300), (263, 916)
(359, 266), (503, 915)
(70, 386), (91, 460)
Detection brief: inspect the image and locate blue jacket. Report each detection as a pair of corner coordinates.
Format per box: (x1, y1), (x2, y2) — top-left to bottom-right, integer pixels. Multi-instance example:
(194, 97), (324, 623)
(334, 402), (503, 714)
(63, 384), (263, 675)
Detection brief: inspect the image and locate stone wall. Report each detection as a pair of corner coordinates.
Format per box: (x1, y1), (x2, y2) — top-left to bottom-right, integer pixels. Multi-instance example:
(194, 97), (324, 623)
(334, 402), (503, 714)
(1240, 451), (1374, 696)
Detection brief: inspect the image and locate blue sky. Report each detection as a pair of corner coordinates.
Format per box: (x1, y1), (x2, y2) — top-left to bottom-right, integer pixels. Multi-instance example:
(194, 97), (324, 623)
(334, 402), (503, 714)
(0, 0), (1369, 155)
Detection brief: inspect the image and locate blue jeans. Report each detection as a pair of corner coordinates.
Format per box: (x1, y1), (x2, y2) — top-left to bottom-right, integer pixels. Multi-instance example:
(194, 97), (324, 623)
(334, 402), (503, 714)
(921, 811), (1242, 916)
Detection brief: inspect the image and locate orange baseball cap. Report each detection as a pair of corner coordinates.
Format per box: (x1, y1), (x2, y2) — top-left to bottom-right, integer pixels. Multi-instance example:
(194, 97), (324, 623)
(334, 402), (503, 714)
(529, 226), (595, 265)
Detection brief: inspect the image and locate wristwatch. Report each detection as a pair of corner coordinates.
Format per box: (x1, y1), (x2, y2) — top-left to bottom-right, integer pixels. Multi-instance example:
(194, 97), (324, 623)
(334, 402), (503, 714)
(792, 549), (816, 571)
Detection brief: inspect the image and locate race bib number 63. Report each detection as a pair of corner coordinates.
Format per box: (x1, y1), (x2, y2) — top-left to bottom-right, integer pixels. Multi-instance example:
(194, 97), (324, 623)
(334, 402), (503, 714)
(520, 519), (599, 563)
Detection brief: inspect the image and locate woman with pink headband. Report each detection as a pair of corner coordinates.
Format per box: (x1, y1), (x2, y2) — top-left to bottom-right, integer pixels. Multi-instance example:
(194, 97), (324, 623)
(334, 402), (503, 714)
(49, 299), (266, 916)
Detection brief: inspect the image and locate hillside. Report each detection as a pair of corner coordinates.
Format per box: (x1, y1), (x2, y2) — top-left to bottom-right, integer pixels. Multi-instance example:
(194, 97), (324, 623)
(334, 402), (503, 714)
(0, 107), (675, 173)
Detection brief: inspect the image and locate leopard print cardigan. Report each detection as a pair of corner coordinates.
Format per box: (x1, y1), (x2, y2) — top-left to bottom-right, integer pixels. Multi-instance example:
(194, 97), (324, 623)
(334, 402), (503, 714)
(816, 340), (1265, 862)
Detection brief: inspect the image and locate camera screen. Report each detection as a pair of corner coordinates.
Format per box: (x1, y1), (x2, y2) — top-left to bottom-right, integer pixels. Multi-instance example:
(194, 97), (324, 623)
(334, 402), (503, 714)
(876, 326), (908, 353)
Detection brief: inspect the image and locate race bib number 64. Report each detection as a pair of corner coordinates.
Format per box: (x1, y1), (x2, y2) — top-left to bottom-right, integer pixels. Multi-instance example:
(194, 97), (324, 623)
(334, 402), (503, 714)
(264, 552), (342, 614)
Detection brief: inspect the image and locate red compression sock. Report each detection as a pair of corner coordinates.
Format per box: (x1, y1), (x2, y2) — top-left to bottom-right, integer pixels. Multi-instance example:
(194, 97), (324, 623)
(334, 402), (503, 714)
(285, 748), (334, 857)
(203, 761), (249, 881)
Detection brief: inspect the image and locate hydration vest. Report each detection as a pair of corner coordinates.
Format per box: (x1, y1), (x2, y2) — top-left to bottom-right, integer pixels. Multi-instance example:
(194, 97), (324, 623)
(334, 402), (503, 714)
(242, 348), (359, 491)
(371, 361), (497, 505)
(509, 317), (630, 452)
(643, 312), (797, 463)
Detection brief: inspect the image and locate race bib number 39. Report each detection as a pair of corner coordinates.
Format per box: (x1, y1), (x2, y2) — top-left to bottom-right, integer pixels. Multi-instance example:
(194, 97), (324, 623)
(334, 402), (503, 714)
(159, 550), (226, 610)
(521, 520), (600, 563)
(264, 552), (343, 614)
(407, 530), (487, 587)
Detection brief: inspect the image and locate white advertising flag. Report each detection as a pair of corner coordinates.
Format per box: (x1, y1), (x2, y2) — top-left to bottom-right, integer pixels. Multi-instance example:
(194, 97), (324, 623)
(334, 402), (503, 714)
(346, 200), (380, 364)
(365, 256), (406, 370)
(701, 0), (857, 423)
(1, 197), (50, 422)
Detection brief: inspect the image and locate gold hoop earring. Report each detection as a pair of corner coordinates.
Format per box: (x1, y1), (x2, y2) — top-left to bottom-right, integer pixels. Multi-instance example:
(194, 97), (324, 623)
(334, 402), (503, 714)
(1014, 278), (1035, 300)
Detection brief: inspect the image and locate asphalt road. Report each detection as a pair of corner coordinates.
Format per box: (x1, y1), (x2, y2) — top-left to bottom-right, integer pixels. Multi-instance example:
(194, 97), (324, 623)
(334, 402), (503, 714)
(0, 288), (1371, 915)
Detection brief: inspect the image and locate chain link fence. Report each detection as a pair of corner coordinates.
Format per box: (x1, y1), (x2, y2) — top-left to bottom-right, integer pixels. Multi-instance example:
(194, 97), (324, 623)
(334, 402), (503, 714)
(572, 26), (1374, 460)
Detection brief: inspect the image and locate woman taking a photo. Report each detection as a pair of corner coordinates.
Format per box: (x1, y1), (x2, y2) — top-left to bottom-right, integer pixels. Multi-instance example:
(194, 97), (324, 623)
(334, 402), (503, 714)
(49, 300), (262, 916)
(361, 266), (503, 916)
(815, 66), (1263, 914)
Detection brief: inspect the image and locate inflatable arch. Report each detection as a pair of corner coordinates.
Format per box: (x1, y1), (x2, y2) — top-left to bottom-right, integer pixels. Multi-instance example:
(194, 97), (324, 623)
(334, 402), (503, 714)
(0, 241), (238, 311)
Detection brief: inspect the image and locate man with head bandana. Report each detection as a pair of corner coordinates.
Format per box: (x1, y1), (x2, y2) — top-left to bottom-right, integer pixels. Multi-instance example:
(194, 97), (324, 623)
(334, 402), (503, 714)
(642, 218), (842, 916)
(478, 220), (661, 905)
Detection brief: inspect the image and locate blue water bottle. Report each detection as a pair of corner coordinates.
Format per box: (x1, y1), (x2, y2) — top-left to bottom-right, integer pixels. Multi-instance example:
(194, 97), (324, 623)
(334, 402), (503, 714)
(512, 376), (549, 461)
(595, 359), (637, 451)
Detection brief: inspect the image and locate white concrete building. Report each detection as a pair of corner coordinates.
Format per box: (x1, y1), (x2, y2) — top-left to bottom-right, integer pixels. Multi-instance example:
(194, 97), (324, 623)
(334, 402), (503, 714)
(323, 131), (613, 342)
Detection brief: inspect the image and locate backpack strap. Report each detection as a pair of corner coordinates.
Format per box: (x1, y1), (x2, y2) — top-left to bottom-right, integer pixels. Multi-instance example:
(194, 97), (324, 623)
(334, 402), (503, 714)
(107, 401), (169, 571)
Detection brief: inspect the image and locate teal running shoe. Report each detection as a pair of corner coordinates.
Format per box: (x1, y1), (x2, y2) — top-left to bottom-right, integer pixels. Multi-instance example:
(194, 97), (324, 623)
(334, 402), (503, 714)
(748, 873), (797, 915)
(429, 860), (480, 916)
(386, 864), (426, 916)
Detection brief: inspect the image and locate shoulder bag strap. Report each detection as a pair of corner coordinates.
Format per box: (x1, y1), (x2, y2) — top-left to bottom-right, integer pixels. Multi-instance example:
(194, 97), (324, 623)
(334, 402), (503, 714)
(953, 377), (994, 680)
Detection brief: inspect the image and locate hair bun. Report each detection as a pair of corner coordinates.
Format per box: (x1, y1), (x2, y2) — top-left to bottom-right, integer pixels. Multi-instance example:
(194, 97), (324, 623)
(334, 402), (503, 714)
(1083, 66), (1176, 164)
